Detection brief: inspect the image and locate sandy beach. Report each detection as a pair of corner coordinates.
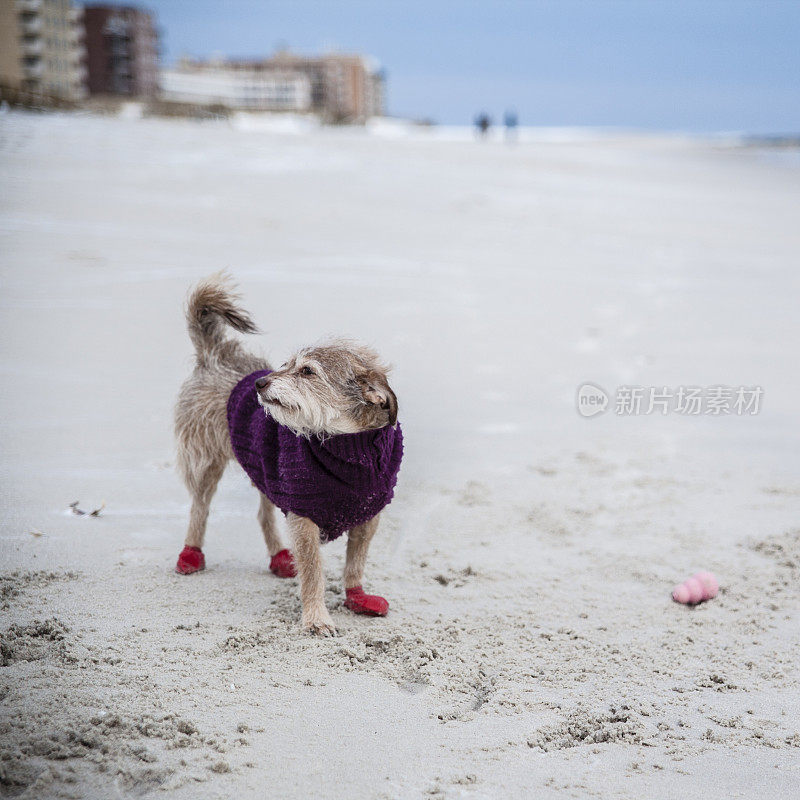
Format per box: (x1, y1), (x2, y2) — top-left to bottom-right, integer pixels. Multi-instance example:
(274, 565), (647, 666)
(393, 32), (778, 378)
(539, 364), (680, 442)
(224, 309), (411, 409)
(1, 109), (799, 799)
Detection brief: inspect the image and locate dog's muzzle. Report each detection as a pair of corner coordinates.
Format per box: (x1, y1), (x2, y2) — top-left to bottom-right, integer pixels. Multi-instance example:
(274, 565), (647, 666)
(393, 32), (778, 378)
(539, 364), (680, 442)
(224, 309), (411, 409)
(255, 375), (287, 409)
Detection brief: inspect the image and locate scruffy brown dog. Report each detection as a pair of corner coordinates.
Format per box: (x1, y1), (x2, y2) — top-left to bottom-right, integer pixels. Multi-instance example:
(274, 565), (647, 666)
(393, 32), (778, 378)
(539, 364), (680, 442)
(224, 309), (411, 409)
(174, 274), (402, 635)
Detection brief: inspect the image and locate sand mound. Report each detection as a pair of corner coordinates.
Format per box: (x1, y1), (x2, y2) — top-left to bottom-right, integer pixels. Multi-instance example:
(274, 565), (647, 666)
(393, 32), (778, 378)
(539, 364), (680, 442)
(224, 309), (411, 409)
(528, 706), (647, 751)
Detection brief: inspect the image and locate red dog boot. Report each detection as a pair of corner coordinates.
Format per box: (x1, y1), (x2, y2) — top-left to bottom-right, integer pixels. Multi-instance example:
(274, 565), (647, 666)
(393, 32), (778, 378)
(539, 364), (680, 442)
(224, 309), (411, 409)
(175, 545), (205, 575)
(269, 548), (297, 578)
(344, 586), (389, 616)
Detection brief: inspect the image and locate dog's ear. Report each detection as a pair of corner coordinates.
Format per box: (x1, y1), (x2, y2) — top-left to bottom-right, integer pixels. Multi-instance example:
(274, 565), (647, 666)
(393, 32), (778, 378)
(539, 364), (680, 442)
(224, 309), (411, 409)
(358, 373), (398, 426)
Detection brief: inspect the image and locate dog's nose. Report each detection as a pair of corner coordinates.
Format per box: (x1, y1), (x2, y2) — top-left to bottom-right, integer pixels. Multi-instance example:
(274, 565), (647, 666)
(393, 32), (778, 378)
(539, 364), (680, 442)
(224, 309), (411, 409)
(255, 376), (270, 390)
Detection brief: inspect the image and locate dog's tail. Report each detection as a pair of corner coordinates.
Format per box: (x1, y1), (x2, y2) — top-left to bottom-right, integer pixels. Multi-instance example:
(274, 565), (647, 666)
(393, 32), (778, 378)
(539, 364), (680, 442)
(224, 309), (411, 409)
(185, 272), (258, 362)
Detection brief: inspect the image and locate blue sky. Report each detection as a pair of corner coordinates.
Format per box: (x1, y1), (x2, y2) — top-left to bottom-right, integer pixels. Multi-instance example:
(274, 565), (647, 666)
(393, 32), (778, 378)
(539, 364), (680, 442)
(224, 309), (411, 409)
(145, 0), (800, 132)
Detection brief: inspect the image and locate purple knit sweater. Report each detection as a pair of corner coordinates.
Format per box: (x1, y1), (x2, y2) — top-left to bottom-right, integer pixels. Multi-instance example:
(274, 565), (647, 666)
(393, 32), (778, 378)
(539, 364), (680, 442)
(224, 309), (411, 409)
(227, 370), (403, 542)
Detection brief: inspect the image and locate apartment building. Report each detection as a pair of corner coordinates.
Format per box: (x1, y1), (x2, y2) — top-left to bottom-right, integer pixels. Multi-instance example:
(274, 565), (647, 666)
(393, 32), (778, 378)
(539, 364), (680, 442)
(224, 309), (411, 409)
(0, 0), (87, 101)
(268, 50), (385, 122)
(83, 4), (158, 97)
(161, 58), (311, 112)
(161, 51), (386, 122)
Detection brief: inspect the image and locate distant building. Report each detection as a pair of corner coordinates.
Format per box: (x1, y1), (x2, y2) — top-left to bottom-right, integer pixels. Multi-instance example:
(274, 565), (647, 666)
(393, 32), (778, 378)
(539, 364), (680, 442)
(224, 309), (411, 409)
(161, 58), (311, 112)
(0, 0), (87, 101)
(265, 51), (385, 122)
(160, 51), (386, 122)
(83, 4), (158, 97)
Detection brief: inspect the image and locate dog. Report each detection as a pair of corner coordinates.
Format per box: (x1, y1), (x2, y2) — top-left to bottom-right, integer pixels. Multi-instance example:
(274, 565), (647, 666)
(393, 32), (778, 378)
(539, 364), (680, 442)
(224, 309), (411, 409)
(173, 274), (403, 636)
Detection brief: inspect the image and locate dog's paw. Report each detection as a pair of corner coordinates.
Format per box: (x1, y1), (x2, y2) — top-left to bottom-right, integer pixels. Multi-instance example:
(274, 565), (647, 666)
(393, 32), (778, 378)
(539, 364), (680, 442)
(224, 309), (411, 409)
(344, 586), (389, 616)
(269, 548), (297, 578)
(175, 545), (205, 574)
(302, 606), (337, 637)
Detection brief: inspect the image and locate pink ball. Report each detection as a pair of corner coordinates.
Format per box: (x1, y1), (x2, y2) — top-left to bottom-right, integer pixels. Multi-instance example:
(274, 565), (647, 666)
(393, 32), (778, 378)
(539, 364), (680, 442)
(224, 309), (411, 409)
(683, 577), (704, 604)
(693, 571), (719, 600)
(672, 583), (691, 604)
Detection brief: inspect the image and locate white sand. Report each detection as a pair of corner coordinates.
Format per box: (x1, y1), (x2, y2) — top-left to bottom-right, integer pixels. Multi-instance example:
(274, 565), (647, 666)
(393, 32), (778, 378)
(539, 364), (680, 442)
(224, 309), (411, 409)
(1, 110), (799, 799)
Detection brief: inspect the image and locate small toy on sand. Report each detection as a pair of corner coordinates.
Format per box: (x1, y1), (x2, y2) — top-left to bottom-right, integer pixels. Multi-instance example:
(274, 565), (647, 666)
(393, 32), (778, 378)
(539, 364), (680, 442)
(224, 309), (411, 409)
(672, 571), (719, 605)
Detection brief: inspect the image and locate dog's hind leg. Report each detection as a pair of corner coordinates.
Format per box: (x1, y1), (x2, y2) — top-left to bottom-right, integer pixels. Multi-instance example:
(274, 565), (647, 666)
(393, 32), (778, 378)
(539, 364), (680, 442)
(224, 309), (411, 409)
(175, 457), (225, 574)
(258, 493), (297, 578)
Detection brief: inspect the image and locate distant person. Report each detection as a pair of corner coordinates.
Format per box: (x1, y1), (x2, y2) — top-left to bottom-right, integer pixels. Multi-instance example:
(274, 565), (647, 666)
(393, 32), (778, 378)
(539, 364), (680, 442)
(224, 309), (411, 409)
(504, 109), (518, 142)
(474, 112), (491, 138)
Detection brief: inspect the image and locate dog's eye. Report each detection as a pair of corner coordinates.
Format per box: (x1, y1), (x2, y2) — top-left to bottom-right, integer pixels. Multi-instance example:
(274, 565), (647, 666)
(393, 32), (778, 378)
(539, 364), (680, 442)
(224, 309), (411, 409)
(300, 366), (315, 377)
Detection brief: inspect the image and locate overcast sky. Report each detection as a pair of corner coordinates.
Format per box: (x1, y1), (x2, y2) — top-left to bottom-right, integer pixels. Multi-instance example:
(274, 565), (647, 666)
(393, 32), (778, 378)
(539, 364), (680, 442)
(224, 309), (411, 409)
(143, 0), (800, 132)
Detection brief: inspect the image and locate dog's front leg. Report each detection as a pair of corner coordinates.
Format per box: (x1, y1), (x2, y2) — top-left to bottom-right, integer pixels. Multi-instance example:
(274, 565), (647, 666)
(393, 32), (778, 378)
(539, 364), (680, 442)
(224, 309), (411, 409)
(343, 515), (389, 616)
(344, 514), (379, 589)
(287, 512), (336, 636)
